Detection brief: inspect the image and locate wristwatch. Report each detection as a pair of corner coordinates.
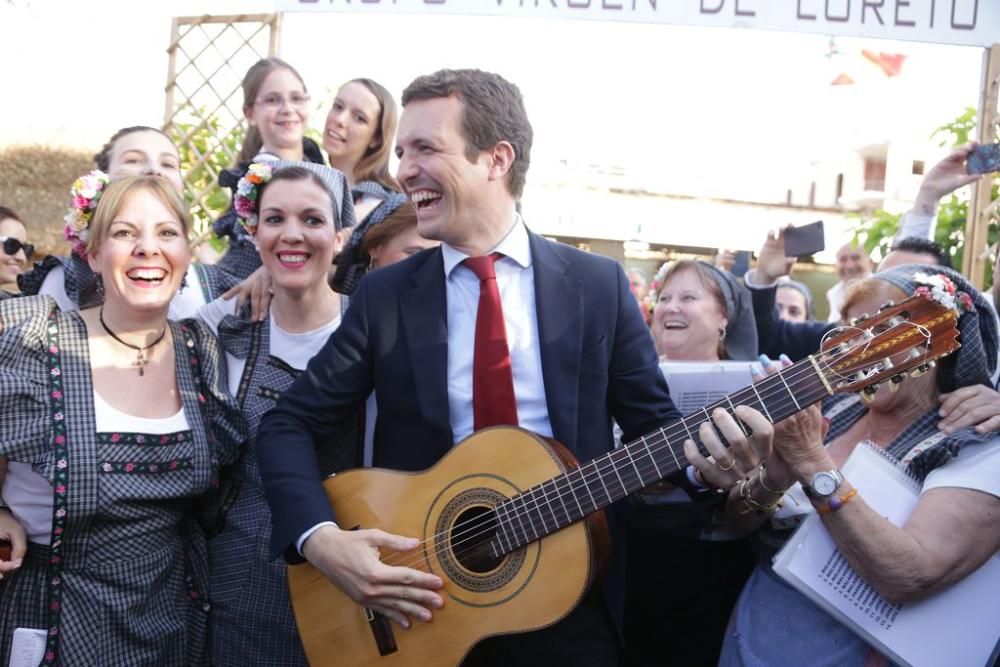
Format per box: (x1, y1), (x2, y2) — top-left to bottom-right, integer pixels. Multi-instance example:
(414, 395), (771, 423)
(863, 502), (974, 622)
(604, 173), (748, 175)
(803, 470), (844, 500)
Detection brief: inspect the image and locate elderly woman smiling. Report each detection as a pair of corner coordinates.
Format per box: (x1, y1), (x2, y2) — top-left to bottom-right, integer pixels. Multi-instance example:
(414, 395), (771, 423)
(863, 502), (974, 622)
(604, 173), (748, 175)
(688, 264), (1000, 667)
(628, 259), (761, 666)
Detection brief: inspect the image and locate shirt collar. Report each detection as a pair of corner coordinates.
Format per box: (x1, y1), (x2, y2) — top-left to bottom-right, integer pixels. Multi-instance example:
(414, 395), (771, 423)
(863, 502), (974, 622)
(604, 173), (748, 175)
(441, 214), (532, 277)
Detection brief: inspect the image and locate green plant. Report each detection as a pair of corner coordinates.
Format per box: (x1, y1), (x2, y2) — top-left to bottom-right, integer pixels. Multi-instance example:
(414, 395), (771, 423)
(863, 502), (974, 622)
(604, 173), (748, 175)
(168, 113), (245, 252)
(852, 107), (998, 288)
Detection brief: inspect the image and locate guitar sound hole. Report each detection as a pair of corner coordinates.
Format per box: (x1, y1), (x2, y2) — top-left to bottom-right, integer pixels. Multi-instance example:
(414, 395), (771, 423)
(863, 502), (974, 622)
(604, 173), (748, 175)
(450, 506), (502, 574)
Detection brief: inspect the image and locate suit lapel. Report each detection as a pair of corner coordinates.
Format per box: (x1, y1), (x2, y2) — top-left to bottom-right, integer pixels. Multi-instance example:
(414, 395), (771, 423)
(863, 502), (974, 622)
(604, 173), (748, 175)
(399, 248), (454, 449)
(529, 231), (583, 450)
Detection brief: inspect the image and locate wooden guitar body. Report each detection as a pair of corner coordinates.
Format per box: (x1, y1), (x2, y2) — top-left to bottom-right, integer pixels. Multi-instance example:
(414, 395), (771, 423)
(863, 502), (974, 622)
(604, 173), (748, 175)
(288, 427), (609, 667)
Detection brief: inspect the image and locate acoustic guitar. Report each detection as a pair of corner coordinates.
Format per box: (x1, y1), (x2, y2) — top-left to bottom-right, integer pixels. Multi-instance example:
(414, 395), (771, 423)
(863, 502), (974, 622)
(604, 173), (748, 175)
(288, 295), (960, 666)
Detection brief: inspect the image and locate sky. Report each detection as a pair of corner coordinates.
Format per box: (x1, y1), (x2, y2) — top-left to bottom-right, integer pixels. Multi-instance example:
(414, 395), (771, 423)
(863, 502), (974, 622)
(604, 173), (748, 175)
(0, 0), (987, 229)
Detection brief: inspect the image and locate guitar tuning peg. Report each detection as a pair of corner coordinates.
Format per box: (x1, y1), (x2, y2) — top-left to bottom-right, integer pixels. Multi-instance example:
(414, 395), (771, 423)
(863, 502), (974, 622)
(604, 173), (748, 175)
(889, 373), (906, 392)
(878, 301), (896, 312)
(910, 361), (935, 378)
(851, 313), (870, 326)
(861, 384), (879, 402)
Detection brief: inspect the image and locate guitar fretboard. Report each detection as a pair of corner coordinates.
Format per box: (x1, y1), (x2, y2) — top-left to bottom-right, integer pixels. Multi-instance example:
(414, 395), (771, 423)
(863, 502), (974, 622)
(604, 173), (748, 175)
(490, 356), (831, 556)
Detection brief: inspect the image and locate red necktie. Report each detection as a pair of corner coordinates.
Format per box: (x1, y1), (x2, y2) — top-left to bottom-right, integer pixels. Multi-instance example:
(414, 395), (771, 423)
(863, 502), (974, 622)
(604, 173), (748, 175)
(464, 253), (519, 430)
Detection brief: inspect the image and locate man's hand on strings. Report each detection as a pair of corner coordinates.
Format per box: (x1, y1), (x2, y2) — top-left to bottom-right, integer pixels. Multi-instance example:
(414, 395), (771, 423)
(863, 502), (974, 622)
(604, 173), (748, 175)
(683, 405), (773, 490)
(302, 524), (444, 629)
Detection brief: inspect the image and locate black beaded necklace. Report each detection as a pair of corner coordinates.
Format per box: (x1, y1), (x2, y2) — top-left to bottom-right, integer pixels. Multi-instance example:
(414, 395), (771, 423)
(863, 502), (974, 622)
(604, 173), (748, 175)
(99, 307), (167, 377)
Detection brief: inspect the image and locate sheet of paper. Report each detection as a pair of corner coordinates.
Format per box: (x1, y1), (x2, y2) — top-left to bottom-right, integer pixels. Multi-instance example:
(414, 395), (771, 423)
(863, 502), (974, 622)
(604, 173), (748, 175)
(9, 628), (46, 667)
(658, 361), (756, 416)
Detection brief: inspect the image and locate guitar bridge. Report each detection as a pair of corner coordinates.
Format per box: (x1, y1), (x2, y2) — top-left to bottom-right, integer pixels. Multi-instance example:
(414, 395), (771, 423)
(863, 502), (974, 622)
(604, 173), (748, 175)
(364, 607), (398, 656)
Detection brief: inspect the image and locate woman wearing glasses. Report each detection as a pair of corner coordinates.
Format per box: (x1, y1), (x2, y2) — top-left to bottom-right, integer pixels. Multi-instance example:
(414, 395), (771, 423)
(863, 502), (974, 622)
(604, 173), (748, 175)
(0, 207), (31, 298)
(214, 58), (326, 288)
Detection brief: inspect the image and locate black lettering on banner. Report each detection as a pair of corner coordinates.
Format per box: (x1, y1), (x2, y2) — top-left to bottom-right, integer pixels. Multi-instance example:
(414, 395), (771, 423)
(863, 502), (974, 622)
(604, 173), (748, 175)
(825, 0), (849, 22)
(701, 0), (725, 14)
(929, 0), (936, 27)
(567, 0), (591, 8)
(603, 0), (623, 10)
(862, 0), (886, 24)
(797, 0), (817, 20)
(894, 0), (915, 26)
(735, 0), (755, 16)
(425, 0), (446, 4)
(951, 0), (978, 29)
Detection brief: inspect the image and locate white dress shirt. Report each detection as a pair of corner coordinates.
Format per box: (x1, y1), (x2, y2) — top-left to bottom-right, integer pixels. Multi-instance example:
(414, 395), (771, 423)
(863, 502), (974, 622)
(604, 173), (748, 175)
(440, 216), (553, 443)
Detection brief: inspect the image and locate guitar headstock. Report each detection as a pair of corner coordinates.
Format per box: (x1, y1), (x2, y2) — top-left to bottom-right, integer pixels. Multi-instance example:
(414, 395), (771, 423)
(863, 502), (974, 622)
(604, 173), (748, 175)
(814, 295), (960, 398)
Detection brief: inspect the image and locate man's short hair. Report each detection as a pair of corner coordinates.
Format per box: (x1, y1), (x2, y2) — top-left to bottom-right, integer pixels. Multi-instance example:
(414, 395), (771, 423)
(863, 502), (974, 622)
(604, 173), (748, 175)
(890, 236), (952, 268)
(402, 69), (532, 200)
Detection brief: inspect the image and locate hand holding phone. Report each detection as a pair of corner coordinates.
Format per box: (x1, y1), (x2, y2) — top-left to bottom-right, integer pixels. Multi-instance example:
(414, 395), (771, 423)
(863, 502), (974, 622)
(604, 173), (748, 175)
(966, 143), (1000, 175)
(784, 220), (825, 257)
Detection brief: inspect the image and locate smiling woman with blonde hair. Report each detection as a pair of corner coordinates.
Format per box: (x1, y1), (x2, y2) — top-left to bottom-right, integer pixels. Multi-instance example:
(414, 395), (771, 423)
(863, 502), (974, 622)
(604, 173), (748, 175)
(0, 175), (245, 665)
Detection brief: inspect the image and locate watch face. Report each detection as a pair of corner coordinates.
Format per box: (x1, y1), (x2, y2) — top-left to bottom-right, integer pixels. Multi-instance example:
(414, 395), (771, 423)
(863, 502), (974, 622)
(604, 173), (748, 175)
(813, 472), (839, 496)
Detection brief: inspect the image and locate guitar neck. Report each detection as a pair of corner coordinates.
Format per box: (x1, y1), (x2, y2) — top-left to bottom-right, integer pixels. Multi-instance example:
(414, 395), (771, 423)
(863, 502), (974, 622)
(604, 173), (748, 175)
(491, 356), (832, 556)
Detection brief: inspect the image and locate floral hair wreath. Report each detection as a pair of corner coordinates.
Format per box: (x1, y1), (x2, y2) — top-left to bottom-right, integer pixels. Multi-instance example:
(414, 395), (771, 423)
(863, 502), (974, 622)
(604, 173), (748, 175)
(234, 162), (274, 233)
(64, 170), (111, 257)
(913, 271), (974, 315)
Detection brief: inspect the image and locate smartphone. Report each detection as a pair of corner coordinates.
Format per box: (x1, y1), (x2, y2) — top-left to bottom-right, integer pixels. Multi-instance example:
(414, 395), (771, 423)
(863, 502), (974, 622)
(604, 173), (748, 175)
(730, 250), (751, 276)
(966, 143), (1000, 175)
(784, 220), (825, 257)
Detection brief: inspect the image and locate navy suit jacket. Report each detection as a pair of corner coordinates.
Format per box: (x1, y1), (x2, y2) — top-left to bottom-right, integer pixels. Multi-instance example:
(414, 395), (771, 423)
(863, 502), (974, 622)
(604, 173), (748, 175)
(752, 281), (835, 362)
(256, 229), (680, 632)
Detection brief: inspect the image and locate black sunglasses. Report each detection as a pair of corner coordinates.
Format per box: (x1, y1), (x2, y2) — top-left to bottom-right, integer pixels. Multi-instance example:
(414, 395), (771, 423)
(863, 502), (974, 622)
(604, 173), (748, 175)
(2, 237), (34, 260)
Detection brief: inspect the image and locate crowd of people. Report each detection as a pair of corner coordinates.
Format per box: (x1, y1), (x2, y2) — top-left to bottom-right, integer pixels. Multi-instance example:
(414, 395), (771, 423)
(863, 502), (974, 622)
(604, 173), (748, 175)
(0, 61), (997, 667)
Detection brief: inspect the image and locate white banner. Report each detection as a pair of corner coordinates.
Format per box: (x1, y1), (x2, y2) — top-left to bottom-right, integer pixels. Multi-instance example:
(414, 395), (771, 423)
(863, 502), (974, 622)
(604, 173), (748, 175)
(276, 0), (998, 48)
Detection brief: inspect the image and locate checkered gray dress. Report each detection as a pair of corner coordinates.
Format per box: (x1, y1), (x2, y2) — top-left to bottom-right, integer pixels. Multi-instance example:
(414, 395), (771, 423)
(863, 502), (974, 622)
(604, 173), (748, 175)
(208, 310), (363, 666)
(0, 297), (246, 666)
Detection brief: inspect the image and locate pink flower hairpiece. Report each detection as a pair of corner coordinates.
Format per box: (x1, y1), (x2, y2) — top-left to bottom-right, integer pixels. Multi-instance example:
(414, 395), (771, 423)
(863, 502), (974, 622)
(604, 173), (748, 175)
(234, 162), (274, 233)
(913, 272), (974, 315)
(64, 170), (110, 257)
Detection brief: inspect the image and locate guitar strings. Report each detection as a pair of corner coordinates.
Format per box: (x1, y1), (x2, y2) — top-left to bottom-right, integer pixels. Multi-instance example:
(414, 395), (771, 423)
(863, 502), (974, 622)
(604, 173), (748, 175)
(378, 358), (831, 573)
(376, 347), (856, 571)
(379, 347), (852, 570)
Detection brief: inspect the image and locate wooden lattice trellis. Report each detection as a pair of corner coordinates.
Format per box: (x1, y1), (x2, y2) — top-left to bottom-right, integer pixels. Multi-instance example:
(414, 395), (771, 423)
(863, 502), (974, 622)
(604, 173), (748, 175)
(163, 14), (280, 247)
(964, 44), (1000, 289)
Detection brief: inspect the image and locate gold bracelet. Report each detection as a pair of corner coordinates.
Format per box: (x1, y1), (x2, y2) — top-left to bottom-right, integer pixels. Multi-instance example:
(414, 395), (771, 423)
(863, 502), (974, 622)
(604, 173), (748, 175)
(757, 463), (788, 496)
(738, 477), (783, 515)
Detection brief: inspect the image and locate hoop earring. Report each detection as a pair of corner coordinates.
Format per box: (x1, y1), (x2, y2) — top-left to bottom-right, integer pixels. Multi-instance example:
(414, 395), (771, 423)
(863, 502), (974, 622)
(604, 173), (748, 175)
(719, 327), (727, 341)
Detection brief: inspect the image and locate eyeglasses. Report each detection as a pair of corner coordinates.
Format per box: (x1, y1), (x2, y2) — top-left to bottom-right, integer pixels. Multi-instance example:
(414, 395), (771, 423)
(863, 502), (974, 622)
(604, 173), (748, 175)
(1, 237), (34, 260)
(254, 93), (311, 111)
